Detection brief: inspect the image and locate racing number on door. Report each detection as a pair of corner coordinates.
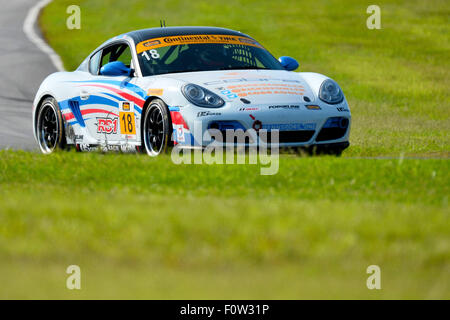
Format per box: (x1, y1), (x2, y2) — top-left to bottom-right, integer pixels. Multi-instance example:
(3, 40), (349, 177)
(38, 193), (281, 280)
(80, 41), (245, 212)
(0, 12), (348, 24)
(119, 112), (136, 135)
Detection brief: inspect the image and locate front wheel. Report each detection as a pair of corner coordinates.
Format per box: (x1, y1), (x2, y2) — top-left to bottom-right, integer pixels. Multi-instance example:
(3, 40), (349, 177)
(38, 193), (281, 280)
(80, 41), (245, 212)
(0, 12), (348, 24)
(141, 99), (172, 156)
(36, 97), (66, 154)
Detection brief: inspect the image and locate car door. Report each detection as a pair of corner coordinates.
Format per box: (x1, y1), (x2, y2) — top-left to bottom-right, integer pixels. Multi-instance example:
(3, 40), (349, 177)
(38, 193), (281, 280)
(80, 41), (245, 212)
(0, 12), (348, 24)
(80, 42), (138, 144)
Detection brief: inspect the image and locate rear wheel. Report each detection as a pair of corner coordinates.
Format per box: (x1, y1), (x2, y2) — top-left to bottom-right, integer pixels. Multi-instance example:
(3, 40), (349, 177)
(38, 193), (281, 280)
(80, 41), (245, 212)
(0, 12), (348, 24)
(36, 97), (66, 154)
(141, 99), (172, 156)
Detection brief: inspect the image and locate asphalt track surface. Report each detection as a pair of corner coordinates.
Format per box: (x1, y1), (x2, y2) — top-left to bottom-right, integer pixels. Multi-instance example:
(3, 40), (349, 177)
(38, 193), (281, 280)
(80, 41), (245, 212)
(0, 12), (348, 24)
(0, 0), (57, 150)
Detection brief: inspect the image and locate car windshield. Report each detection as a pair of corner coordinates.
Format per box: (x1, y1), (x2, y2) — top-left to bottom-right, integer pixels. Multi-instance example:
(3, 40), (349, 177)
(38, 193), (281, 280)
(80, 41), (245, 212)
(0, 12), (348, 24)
(136, 34), (284, 76)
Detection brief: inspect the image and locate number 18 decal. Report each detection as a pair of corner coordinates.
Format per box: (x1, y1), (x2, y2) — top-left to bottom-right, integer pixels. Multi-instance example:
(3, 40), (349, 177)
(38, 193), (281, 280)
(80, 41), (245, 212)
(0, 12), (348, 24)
(142, 49), (160, 61)
(119, 112), (136, 135)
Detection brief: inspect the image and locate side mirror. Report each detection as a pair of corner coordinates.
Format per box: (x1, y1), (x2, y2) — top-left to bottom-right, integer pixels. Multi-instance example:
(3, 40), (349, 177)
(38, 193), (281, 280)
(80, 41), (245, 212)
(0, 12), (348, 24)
(278, 56), (299, 71)
(100, 61), (132, 76)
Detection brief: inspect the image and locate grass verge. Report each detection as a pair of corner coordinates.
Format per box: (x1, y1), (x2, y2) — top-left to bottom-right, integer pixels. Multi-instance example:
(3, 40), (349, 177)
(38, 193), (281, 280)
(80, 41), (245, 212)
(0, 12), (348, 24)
(0, 150), (448, 298)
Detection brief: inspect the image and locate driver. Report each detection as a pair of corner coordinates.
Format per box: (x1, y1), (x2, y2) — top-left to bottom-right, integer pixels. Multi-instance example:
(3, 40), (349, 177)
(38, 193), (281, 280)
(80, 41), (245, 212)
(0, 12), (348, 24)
(180, 45), (230, 70)
(199, 46), (229, 67)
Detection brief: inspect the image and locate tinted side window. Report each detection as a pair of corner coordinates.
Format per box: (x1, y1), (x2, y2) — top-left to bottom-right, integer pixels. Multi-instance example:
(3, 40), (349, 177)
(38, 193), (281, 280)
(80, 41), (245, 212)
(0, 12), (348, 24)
(100, 43), (133, 70)
(116, 46), (132, 67)
(100, 46), (114, 69)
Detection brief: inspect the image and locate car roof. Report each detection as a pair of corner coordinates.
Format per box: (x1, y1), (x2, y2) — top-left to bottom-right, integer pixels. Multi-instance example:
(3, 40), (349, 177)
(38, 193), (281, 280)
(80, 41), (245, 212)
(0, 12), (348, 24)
(123, 26), (252, 43)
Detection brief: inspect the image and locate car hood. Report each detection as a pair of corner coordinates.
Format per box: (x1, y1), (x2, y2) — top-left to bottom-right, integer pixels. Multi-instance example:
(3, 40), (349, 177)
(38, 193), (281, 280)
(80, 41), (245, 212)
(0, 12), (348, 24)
(160, 69), (315, 104)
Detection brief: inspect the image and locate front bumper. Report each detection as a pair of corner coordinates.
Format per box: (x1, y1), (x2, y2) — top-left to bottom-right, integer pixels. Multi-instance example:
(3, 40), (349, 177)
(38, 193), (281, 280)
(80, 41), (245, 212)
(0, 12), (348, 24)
(170, 100), (351, 148)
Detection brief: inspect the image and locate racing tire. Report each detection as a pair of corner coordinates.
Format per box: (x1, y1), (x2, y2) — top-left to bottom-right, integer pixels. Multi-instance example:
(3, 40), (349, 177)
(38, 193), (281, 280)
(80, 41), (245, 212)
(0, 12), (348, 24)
(36, 97), (67, 154)
(141, 99), (172, 156)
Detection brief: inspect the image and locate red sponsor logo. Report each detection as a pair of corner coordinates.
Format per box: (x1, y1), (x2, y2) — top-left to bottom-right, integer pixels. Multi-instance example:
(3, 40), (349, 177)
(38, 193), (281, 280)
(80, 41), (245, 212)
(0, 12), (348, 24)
(143, 39), (161, 47)
(97, 118), (118, 134)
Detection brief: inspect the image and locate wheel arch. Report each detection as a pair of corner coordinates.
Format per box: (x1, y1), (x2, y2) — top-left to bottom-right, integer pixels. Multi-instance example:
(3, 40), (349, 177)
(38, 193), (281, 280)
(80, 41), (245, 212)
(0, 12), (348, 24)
(140, 95), (173, 133)
(141, 95), (161, 116)
(34, 94), (67, 153)
(139, 96), (174, 152)
(33, 94), (58, 140)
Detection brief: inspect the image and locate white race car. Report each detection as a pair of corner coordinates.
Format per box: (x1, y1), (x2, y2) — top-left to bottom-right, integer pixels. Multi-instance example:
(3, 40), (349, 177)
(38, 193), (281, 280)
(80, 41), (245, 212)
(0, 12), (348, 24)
(33, 26), (351, 155)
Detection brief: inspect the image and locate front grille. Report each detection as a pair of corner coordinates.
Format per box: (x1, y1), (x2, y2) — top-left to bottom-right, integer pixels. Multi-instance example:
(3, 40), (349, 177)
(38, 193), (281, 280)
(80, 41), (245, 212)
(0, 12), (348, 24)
(316, 117), (349, 142)
(209, 129), (315, 144)
(259, 130), (315, 144)
(215, 130), (255, 144)
(316, 127), (347, 142)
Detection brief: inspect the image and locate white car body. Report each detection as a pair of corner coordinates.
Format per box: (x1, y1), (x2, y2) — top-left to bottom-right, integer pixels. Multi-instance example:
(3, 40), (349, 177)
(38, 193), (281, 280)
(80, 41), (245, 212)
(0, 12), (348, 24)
(33, 27), (351, 153)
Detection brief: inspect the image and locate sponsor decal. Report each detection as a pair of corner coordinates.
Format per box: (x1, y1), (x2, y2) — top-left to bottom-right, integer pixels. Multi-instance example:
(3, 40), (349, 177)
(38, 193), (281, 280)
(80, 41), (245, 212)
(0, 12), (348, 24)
(305, 105), (321, 110)
(220, 72), (250, 79)
(268, 105), (300, 110)
(205, 78), (302, 85)
(120, 101), (134, 112)
(104, 145), (121, 152)
(230, 84), (304, 97)
(170, 111), (189, 129)
(219, 89), (239, 99)
(228, 83), (304, 89)
(174, 124), (185, 143)
(197, 111), (222, 117)
(119, 112), (136, 135)
(136, 34), (264, 53)
(120, 144), (137, 152)
(122, 102), (131, 111)
(78, 144), (97, 152)
(142, 39), (161, 47)
(78, 144), (122, 152)
(336, 107), (350, 112)
(169, 106), (181, 112)
(238, 107), (260, 112)
(262, 123), (316, 131)
(212, 82), (305, 98)
(147, 88), (164, 96)
(238, 37), (259, 45)
(97, 117), (118, 134)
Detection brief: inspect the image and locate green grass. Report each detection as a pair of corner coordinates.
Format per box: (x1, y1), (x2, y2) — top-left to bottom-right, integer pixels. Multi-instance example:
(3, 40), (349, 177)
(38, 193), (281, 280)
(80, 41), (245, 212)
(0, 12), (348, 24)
(3, 0), (448, 299)
(0, 150), (448, 298)
(40, 0), (450, 156)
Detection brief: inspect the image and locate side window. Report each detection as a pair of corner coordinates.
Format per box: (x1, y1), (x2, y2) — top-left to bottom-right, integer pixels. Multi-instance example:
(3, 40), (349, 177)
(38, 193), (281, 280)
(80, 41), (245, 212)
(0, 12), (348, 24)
(116, 46), (132, 67)
(89, 50), (102, 75)
(100, 46), (113, 68)
(100, 43), (134, 73)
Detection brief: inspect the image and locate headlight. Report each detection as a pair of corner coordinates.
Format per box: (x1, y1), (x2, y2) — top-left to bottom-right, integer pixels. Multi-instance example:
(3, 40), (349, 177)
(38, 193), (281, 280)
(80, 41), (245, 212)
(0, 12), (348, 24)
(319, 79), (344, 104)
(182, 83), (225, 108)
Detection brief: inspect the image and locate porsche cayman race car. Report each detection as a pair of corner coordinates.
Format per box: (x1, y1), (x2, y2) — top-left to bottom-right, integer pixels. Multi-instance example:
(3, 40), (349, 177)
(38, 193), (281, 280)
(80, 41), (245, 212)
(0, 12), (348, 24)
(33, 26), (351, 155)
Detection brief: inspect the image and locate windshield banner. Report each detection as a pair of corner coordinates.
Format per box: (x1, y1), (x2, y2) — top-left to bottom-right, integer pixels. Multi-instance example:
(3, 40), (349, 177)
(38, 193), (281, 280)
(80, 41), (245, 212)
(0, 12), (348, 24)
(136, 34), (264, 53)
